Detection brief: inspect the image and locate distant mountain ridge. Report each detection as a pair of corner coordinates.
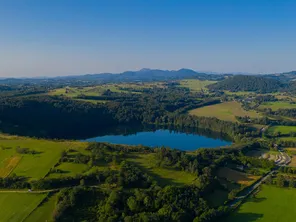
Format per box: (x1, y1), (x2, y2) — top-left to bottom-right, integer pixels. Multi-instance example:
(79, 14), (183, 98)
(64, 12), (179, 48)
(0, 68), (296, 86)
(59, 68), (209, 80)
(0, 68), (223, 86)
(264, 71), (296, 82)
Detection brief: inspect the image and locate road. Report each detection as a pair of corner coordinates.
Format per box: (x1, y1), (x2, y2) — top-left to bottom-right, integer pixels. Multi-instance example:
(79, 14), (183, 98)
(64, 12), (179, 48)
(0, 189), (59, 194)
(228, 150), (291, 208)
(0, 185), (100, 194)
(229, 170), (275, 207)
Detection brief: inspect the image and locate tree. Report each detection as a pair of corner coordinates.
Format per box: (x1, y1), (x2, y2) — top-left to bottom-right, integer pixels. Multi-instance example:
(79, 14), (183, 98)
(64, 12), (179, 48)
(79, 179), (85, 186)
(276, 175), (285, 187)
(265, 175), (273, 185)
(228, 189), (238, 200)
(289, 179), (296, 188)
(193, 217), (200, 222)
(127, 196), (138, 212)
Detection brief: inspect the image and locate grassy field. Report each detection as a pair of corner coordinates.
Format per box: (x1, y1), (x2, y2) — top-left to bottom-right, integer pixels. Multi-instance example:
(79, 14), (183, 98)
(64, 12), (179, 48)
(0, 193), (47, 222)
(127, 153), (196, 186)
(48, 162), (89, 178)
(226, 185), (296, 222)
(259, 101), (296, 111)
(178, 79), (216, 92)
(0, 155), (22, 177)
(0, 137), (87, 179)
(217, 167), (259, 186)
(189, 101), (261, 122)
(267, 125), (296, 135)
(25, 193), (57, 222)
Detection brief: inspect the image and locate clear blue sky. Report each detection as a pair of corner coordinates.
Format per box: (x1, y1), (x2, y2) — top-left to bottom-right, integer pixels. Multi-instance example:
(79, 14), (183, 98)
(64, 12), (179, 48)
(0, 0), (295, 77)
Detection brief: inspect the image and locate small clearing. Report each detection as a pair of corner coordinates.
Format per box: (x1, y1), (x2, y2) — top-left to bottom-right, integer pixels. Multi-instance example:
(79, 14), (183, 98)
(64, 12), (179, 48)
(217, 167), (259, 186)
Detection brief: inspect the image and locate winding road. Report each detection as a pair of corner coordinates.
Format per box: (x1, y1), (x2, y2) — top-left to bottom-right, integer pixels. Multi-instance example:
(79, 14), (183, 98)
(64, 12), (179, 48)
(229, 149), (291, 208)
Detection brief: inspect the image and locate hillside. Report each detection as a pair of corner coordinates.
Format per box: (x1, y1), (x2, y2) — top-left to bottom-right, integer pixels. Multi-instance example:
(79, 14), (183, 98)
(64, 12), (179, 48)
(264, 71), (296, 82)
(207, 75), (283, 93)
(0, 69), (223, 86)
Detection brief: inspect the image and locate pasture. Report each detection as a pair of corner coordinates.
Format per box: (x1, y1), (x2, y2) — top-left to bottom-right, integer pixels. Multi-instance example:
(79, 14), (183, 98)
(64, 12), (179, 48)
(127, 153), (196, 186)
(0, 193), (47, 222)
(217, 167), (259, 186)
(189, 101), (261, 122)
(226, 185), (296, 222)
(178, 79), (215, 92)
(0, 137), (87, 179)
(267, 125), (296, 135)
(259, 101), (296, 111)
(25, 193), (57, 222)
(48, 162), (89, 178)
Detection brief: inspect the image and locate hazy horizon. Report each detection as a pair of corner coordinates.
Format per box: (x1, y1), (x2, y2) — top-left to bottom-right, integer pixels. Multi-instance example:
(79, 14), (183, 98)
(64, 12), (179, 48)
(1, 0), (296, 77)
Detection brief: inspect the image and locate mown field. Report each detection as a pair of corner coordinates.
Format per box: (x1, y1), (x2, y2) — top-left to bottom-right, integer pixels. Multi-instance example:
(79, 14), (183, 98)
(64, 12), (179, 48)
(25, 193), (57, 222)
(0, 136), (87, 179)
(189, 101), (261, 122)
(0, 193), (47, 222)
(178, 79), (216, 92)
(225, 185), (296, 222)
(267, 125), (296, 135)
(259, 101), (296, 111)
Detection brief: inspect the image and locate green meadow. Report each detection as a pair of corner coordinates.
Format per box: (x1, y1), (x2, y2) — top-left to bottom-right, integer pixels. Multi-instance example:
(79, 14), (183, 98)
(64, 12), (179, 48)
(48, 162), (89, 178)
(25, 193), (57, 222)
(178, 79), (216, 92)
(0, 137), (87, 179)
(225, 185), (296, 222)
(127, 153), (196, 186)
(259, 101), (296, 111)
(0, 193), (47, 222)
(267, 125), (296, 135)
(189, 101), (261, 122)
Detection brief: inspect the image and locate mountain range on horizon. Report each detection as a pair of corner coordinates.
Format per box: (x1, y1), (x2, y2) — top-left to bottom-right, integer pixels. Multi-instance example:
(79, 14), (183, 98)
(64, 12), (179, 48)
(0, 68), (296, 86)
(2, 68), (296, 80)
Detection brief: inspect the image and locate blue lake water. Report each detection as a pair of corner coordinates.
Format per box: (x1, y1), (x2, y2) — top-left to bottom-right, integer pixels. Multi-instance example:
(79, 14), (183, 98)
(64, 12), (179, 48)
(84, 129), (232, 151)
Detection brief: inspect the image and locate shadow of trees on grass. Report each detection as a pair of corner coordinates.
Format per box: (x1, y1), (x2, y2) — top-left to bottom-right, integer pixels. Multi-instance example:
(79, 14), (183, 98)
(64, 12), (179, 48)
(223, 213), (264, 222)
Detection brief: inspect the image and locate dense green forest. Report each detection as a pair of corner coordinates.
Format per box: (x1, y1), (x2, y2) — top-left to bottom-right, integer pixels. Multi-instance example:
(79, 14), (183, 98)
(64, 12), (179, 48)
(0, 87), (255, 140)
(207, 75), (283, 93)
